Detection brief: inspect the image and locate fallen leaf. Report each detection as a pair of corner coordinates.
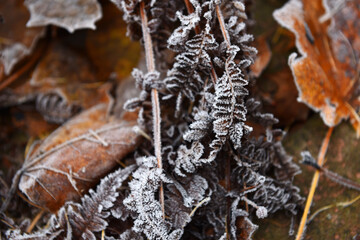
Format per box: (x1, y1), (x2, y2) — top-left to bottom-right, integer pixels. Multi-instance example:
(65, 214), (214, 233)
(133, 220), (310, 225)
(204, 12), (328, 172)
(273, 0), (360, 134)
(0, 0), (45, 75)
(24, 0), (102, 33)
(250, 36), (272, 77)
(86, 1), (141, 81)
(259, 68), (309, 126)
(0, 42), (112, 123)
(18, 103), (141, 212)
(11, 108), (58, 139)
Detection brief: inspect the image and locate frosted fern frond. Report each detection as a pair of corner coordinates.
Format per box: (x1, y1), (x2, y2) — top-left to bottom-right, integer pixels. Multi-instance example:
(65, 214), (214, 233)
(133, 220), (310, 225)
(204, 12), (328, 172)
(132, 69), (161, 91)
(229, 197), (258, 240)
(183, 110), (212, 142)
(167, 0), (201, 49)
(165, 30), (218, 103)
(245, 98), (279, 127)
(211, 45), (251, 155)
(174, 141), (204, 177)
(124, 69), (160, 112)
(124, 156), (182, 240)
(5, 229), (61, 240)
(7, 165), (136, 240)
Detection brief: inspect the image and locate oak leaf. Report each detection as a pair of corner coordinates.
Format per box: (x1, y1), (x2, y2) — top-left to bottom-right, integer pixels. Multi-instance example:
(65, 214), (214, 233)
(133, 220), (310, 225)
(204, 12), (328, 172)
(273, 0), (360, 134)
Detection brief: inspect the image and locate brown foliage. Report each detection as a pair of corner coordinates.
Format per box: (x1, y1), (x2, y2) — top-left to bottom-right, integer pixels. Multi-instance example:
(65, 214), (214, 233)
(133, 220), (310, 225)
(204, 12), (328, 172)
(18, 104), (141, 212)
(274, 0), (360, 134)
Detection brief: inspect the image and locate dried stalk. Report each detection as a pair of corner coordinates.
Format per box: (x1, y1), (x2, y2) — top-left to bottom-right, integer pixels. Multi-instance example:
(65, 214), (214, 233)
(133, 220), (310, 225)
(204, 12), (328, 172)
(139, 1), (165, 218)
(215, 4), (231, 48)
(216, 5), (232, 239)
(295, 127), (333, 240)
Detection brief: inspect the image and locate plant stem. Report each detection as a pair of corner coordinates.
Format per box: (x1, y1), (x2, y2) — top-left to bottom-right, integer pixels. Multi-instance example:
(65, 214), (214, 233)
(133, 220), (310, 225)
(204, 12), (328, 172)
(215, 6), (233, 238)
(215, 4), (231, 49)
(139, 1), (165, 218)
(295, 127), (333, 240)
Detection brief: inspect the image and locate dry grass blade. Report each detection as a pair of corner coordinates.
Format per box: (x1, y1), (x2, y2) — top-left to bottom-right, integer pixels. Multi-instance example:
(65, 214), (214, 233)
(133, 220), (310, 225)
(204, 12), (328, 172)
(307, 194), (360, 224)
(295, 127), (333, 240)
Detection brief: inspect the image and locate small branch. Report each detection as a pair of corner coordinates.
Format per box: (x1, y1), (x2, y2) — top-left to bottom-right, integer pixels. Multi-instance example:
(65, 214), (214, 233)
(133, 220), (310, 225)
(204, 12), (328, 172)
(295, 127), (333, 240)
(139, 1), (165, 218)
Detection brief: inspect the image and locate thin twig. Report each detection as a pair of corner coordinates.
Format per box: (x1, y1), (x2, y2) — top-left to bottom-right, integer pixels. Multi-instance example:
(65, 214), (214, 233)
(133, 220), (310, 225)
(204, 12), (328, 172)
(139, 1), (165, 218)
(295, 127), (333, 240)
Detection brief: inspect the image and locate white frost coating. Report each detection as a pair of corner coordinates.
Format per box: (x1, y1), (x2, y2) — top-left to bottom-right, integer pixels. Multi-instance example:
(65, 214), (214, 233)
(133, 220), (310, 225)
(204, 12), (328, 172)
(255, 206), (268, 219)
(25, 0), (102, 33)
(1, 44), (29, 75)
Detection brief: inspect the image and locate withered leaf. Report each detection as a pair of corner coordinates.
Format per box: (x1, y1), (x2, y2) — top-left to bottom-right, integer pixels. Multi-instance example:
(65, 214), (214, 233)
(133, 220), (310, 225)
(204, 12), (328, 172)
(273, 0), (360, 134)
(0, 0), (45, 75)
(1, 42), (112, 123)
(250, 36), (272, 77)
(24, 0), (102, 33)
(86, 2), (141, 81)
(18, 103), (142, 212)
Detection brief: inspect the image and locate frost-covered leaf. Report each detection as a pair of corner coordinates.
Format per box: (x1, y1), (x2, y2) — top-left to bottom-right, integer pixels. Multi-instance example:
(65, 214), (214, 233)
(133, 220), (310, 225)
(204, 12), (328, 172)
(17, 104), (141, 212)
(24, 0), (102, 33)
(0, 0), (45, 75)
(273, 0), (360, 134)
(0, 42), (112, 123)
(229, 198), (258, 240)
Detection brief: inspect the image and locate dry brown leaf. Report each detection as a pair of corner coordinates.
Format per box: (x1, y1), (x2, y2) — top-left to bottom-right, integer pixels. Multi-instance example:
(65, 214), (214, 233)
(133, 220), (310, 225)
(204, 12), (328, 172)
(86, 2), (141, 81)
(1, 42), (112, 123)
(0, 0), (45, 75)
(18, 103), (141, 212)
(24, 0), (102, 33)
(250, 36), (272, 77)
(260, 68), (309, 126)
(273, 0), (360, 134)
